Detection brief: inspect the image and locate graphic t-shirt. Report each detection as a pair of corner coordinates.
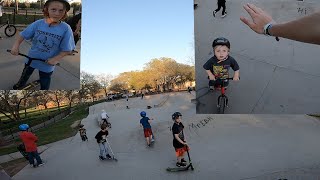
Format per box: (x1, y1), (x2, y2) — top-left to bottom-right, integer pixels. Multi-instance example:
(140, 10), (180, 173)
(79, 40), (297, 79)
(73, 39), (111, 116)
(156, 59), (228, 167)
(203, 55), (239, 79)
(20, 19), (75, 73)
(172, 122), (185, 148)
(140, 117), (151, 129)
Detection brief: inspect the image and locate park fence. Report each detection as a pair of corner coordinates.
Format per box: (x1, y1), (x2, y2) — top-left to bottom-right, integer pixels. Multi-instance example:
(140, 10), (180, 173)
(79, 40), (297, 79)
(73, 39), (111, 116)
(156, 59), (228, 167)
(1, 107), (76, 144)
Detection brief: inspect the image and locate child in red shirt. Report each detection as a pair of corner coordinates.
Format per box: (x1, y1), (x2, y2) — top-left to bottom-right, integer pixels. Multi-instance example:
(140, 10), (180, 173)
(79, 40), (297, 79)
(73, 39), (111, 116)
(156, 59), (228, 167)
(18, 124), (44, 167)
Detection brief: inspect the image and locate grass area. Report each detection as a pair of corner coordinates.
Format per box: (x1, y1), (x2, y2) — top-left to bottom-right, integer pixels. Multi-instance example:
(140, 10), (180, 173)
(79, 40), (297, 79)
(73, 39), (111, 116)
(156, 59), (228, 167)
(0, 105), (73, 136)
(0, 105), (88, 156)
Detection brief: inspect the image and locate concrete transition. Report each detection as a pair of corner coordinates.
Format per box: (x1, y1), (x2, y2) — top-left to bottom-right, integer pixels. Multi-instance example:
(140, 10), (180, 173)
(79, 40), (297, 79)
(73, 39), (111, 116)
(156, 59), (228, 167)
(195, 0), (320, 114)
(10, 92), (320, 180)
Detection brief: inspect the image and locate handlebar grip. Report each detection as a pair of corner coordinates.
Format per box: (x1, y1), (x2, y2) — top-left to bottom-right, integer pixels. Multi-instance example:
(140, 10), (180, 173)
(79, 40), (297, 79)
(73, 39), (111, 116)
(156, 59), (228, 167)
(6, 49), (11, 52)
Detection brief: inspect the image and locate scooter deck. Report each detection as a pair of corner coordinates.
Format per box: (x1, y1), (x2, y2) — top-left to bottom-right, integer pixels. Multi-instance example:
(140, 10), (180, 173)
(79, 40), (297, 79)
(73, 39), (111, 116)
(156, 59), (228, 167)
(18, 80), (40, 90)
(166, 163), (194, 172)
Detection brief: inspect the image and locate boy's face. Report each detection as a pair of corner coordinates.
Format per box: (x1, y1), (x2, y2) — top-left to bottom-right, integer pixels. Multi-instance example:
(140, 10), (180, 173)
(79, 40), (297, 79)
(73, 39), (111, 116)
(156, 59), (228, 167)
(47, 1), (66, 22)
(214, 45), (229, 61)
(175, 116), (182, 123)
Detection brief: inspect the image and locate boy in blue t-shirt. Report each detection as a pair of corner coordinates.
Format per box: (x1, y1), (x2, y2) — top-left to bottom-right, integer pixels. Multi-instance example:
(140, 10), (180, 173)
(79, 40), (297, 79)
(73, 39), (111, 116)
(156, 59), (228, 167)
(10, 0), (75, 90)
(139, 111), (155, 147)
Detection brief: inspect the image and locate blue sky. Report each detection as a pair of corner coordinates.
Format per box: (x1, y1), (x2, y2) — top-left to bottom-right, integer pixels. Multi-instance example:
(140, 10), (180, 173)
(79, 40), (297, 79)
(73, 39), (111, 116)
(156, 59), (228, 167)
(81, 0), (194, 77)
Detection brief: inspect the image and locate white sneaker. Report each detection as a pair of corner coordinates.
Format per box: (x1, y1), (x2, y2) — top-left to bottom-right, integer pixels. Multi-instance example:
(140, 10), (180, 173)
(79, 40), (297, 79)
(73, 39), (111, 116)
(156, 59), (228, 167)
(221, 12), (227, 18)
(37, 162), (45, 167)
(151, 138), (155, 142)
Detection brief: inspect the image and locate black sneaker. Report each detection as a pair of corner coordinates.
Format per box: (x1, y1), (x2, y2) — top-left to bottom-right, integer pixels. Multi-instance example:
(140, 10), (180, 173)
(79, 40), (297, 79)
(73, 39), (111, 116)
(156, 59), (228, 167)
(176, 162), (186, 167)
(106, 154), (112, 159)
(181, 158), (187, 164)
(13, 84), (20, 90)
(99, 156), (105, 160)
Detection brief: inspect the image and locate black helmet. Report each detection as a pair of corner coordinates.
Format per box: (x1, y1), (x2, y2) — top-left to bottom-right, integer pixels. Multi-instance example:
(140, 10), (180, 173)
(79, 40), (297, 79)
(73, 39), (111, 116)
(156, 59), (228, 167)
(172, 112), (182, 120)
(44, 0), (71, 11)
(212, 37), (230, 49)
(79, 124), (84, 128)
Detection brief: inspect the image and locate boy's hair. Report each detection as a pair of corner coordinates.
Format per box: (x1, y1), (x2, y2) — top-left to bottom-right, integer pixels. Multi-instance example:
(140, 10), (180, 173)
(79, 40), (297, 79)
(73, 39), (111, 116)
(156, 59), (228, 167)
(100, 124), (107, 130)
(43, 0), (70, 20)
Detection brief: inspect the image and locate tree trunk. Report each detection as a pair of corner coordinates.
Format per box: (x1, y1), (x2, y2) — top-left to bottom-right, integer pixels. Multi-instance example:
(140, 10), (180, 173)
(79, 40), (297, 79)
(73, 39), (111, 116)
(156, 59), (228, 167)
(58, 102), (61, 112)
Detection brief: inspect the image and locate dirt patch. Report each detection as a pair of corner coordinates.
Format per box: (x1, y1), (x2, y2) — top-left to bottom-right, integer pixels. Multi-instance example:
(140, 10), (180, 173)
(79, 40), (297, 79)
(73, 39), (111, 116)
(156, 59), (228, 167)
(70, 120), (81, 128)
(0, 158), (28, 177)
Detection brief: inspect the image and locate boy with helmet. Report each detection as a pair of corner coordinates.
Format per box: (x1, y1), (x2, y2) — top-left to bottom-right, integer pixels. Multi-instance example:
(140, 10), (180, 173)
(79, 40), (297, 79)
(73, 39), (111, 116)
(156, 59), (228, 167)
(203, 37), (240, 90)
(100, 109), (111, 128)
(139, 111), (155, 147)
(171, 112), (189, 167)
(95, 124), (112, 160)
(18, 124), (44, 167)
(10, 0), (75, 90)
(79, 124), (88, 141)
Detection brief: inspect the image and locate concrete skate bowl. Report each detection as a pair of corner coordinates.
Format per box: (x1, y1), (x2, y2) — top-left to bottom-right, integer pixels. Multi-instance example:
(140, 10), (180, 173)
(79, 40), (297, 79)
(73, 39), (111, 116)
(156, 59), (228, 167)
(89, 93), (171, 114)
(194, 0), (320, 114)
(12, 93), (320, 179)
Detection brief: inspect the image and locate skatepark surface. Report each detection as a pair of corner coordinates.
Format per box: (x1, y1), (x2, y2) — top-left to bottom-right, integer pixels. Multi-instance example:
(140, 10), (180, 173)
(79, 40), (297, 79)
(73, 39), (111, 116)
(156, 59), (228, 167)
(11, 92), (320, 180)
(194, 0), (320, 114)
(0, 35), (80, 90)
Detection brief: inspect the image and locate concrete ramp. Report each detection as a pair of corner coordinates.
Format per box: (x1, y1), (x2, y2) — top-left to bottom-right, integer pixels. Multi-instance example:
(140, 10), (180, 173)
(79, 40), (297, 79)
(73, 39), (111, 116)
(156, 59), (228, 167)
(12, 92), (320, 179)
(195, 0), (320, 114)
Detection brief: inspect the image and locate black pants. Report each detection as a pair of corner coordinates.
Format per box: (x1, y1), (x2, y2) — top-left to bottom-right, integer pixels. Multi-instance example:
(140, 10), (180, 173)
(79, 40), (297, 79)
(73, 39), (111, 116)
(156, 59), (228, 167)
(215, 0), (226, 15)
(15, 65), (53, 90)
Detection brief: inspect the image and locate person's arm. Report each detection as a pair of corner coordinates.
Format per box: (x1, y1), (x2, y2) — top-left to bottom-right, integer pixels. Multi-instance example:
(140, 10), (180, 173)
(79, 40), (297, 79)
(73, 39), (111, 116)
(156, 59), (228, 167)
(174, 134), (187, 145)
(148, 118), (154, 123)
(74, 19), (81, 36)
(47, 52), (71, 65)
(204, 59), (216, 80)
(233, 70), (240, 81)
(270, 13), (320, 44)
(29, 133), (38, 142)
(10, 34), (25, 55)
(240, 3), (320, 45)
(231, 58), (240, 81)
(206, 70), (215, 80)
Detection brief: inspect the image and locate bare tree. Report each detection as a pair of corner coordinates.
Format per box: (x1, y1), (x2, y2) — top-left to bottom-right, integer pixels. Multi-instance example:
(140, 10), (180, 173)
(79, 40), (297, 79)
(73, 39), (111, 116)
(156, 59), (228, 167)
(51, 90), (65, 112)
(65, 90), (78, 109)
(0, 90), (34, 121)
(96, 73), (113, 99)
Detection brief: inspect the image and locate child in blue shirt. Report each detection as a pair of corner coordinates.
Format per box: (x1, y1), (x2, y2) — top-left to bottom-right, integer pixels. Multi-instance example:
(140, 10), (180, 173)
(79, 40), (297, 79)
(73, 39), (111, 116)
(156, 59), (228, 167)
(10, 0), (75, 90)
(139, 111), (155, 147)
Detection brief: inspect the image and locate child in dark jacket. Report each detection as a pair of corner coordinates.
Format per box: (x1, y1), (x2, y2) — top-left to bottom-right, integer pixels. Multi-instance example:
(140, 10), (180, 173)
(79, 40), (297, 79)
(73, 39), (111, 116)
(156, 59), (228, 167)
(95, 124), (112, 160)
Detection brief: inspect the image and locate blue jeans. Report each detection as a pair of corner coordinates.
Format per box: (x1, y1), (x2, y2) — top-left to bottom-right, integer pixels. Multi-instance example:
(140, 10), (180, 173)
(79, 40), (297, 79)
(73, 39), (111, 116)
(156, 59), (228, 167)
(27, 151), (43, 165)
(15, 65), (53, 90)
(98, 142), (109, 158)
